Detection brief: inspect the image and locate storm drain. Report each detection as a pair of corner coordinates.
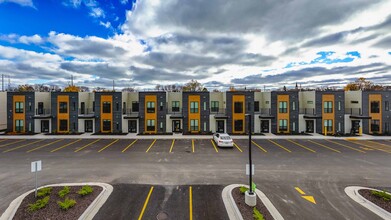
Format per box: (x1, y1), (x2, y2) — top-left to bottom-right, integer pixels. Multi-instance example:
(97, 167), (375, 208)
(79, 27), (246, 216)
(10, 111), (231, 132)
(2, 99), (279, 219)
(156, 211), (169, 220)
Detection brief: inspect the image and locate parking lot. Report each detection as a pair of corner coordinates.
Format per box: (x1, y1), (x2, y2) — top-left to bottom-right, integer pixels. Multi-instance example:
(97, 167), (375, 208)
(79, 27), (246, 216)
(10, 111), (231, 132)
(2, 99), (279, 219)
(0, 137), (390, 219)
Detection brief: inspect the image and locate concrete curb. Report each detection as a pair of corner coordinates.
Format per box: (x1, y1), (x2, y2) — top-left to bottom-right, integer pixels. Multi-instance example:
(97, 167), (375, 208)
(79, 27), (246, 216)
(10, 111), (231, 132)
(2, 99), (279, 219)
(0, 182), (113, 220)
(222, 184), (284, 220)
(345, 186), (391, 220)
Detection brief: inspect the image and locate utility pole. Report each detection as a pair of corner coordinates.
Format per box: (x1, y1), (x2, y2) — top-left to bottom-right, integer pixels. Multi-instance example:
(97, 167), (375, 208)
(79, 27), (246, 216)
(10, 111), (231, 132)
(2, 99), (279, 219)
(113, 80), (115, 92)
(1, 74), (4, 92)
(245, 114), (256, 206)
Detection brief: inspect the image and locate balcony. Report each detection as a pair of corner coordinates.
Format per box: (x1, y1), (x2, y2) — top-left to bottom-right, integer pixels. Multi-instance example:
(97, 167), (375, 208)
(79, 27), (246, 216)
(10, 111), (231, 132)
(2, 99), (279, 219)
(35, 108), (51, 116)
(167, 108), (183, 118)
(123, 108), (139, 119)
(346, 108), (371, 119)
(211, 108), (227, 119)
(78, 108), (94, 116)
(259, 108), (274, 119)
(299, 108), (321, 119)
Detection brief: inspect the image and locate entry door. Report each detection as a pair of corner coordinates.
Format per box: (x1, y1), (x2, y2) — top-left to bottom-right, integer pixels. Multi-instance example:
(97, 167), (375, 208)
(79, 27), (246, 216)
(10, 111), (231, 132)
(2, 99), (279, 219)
(85, 120), (93, 132)
(41, 120), (49, 132)
(217, 120), (225, 133)
(172, 120), (181, 132)
(261, 120), (269, 133)
(128, 120), (137, 133)
(351, 120), (360, 134)
(306, 120), (314, 133)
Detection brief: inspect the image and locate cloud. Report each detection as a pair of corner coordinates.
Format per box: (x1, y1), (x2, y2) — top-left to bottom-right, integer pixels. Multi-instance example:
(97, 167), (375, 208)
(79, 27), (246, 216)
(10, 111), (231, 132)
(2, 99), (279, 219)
(0, 0), (34, 7)
(89, 7), (104, 18)
(99, 21), (111, 28)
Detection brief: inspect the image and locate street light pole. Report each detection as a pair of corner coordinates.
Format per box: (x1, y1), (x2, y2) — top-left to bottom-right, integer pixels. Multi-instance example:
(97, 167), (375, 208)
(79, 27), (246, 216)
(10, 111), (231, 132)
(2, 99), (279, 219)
(248, 114), (253, 195)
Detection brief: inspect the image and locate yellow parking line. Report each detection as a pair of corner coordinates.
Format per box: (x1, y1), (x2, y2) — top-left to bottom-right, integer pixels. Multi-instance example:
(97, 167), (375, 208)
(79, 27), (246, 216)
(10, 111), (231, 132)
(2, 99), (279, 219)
(98, 139), (119, 152)
(192, 139), (195, 153)
(74, 139), (100, 152)
(233, 142), (243, 152)
(210, 139), (219, 153)
(0, 139), (25, 148)
(367, 140), (391, 148)
(287, 140), (316, 153)
(3, 139), (44, 153)
(347, 140), (391, 154)
(189, 186), (193, 220)
(268, 140), (291, 152)
(0, 140), (6, 143)
(138, 186), (154, 220)
(145, 139), (157, 153)
(295, 187), (305, 195)
(251, 141), (267, 153)
(122, 139), (138, 153)
(51, 139), (81, 152)
(308, 140), (341, 153)
(169, 139), (175, 153)
(325, 140), (365, 153)
(27, 139), (64, 153)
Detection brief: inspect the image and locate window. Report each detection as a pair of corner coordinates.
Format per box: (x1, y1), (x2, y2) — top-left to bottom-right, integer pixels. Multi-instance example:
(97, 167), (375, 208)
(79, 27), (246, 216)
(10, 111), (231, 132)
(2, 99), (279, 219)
(172, 101), (180, 112)
(279, 119), (288, 131)
(72, 102), (76, 111)
(116, 102), (120, 111)
(234, 102), (243, 113)
(132, 101), (139, 112)
(147, 101), (155, 113)
(234, 120), (243, 132)
(147, 120), (155, 131)
(160, 122), (163, 129)
(371, 120), (380, 132)
(15, 102), (24, 113)
(338, 101), (341, 111)
(351, 101), (359, 104)
(254, 101), (259, 112)
(370, 101), (380, 113)
(59, 102), (67, 113)
(324, 119), (333, 132)
(103, 101), (111, 113)
(324, 101), (333, 113)
(203, 102), (207, 111)
(93, 101), (95, 112)
(204, 122), (207, 131)
(211, 101), (219, 112)
(265, 101), (269, 104)
(160, 102), (164, 111)
(292, 122), (296, 131)
(122, 102), (126, 114)
(190, 102), (199, 113)
(307, 101), (313, 104)
(190, 119), (199, 131)
(29, 102), (32, 111)
(385, 101), (389, 111)
(59, 119), (68, 131)
(15, 120), (24, 132)
(292, 101), (296, 111)
(103, 120), (111, 131)
(38, 102), (44, 115)
(279, 101), (287, 113)
(81, 102), (85, 114)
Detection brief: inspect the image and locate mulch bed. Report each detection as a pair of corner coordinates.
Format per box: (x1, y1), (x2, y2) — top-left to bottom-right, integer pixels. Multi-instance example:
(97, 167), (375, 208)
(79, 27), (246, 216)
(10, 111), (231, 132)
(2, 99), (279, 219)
(13, 186), (102, 220)
(232, 187), (273, 220)
(358, 189), (391, 213)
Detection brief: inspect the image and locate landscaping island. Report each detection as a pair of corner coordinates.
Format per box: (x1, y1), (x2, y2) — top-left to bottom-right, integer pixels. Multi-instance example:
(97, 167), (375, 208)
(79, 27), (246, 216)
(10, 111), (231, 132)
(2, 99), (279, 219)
(358, 189), (391, 213)
(232, 186), (273, 220)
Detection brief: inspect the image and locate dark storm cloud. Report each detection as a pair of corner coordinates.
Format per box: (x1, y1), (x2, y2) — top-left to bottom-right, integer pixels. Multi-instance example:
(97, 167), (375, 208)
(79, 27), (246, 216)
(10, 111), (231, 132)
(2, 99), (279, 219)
(60, 62), (128, 78)
(129, 66), (210, 81)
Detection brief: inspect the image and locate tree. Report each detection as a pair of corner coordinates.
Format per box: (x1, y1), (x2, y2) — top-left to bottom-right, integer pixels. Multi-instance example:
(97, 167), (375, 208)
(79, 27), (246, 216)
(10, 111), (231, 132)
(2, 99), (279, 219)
(63, 85), (80, 92)
(17, 84), (34, 92)
(344, 77), (384, 91)
(182, 79), (204, 91)
(122, 87), (136, 92)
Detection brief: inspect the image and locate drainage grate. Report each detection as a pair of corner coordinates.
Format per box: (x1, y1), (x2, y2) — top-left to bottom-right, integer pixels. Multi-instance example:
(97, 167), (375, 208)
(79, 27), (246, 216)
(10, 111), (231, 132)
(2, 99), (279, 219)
(156, 211), (169, 220)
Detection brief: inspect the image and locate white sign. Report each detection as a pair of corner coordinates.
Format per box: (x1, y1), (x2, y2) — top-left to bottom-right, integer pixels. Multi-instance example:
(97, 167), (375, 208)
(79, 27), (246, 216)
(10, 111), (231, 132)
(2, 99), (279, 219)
(31, 160), (42, 172)
(246, 164), (254, 176)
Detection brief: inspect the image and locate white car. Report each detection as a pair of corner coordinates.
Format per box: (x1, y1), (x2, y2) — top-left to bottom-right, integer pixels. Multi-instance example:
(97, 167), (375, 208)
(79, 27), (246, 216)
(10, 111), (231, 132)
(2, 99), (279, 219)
(213, 133), (234, 148)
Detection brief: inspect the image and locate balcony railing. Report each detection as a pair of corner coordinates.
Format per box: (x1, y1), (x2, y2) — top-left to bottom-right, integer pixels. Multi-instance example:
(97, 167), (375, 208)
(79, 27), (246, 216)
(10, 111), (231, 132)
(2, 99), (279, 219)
(35, 108), (51, 116)
(345, 108), (362, 115)
(299, 108), (316, 115)
(259, 108), (271, 115)
(78, 108), (94, 115)
(123, 108), (140, 115)
(210, 108), (226, 115)
(167, 107), (183, 115)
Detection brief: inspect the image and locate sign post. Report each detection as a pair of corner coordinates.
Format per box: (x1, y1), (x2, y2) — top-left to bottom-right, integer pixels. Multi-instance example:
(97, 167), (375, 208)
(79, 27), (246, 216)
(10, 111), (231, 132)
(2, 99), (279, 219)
(31, 160), (42, 198)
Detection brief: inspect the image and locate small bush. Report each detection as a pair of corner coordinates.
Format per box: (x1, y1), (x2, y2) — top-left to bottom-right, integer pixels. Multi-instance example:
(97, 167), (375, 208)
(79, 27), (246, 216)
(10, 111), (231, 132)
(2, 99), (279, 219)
(78, 185), (93, 196)
(37, 187), (52, 197)
(371, 190), (391, 201)
(28, 196), (50, 212)
(58, 186), (70, 198)
(57, 198), (76, 211)
(239, 186), (249, 194)
(253, 207), (265, 220)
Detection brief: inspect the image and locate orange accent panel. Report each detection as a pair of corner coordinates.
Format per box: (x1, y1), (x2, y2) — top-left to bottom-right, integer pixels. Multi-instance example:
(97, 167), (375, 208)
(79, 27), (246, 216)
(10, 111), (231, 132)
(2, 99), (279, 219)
(101, 95), (113, 133)
(232, 95), (245, 134)
(145, 95), (157, 134)
(188, 95), (201, 133)
(369, 94), (382, 134)
(277, 95), (289, 133)
(57, 95), (70, 132)
(322, 94), (335, 134)
(13, 95), (25, 132)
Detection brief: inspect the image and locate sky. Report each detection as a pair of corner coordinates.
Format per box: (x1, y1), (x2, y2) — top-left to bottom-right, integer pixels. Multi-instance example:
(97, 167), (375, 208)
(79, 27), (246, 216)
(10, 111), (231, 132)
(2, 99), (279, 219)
(0, 0), (390, 91)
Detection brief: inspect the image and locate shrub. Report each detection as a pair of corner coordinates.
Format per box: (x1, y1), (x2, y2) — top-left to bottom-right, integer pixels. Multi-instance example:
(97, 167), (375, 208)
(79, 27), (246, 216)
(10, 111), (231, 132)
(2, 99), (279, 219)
(239, 186), (249, 194)
(371, 190), (391, 201)
(58, 186), (70, 198)
(57, 198), (76, 211)
(253, 207), (265, 220)
(28, 196), (50, 212)
(78, 185), (93, 196)
(37, 187), (52, 197)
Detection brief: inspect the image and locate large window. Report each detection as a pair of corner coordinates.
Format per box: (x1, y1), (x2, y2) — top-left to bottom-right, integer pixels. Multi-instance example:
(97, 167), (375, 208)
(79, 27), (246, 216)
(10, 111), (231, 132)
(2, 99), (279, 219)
(147, 119), (155, 131)
(234, 102), (243, 113)
(324, 101), (333, 113)
(59, 102), (67, 113)
(371, 101), (380, 113)
(190, 102), (199, 113)
(132, 101), (139, 112)
(371, 120), (380, 132)
(147, 101), (155, 113)
(38, 102), (44, 115)
(59, 119), (68, 131)
(15, 120), (24, 132)
(211, 101), (219, 112)
(279, 119), (288, 131)
(234, 120), (243, 132)
(80, 102), (85, 114)
(172, 101), (180, 112)
(279, 101), (287, 113)
(190, 119), (199, 131)
(324, 119), (333, 132)
(15, 102), (24, 113)
(103, 120), (111, 131)
(254, 101), (260, 112)
(102, 101), (111, 113)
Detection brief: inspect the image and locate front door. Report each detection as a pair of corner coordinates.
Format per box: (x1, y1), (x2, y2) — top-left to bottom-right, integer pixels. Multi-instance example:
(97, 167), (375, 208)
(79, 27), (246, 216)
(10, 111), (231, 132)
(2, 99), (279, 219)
(351, 120), (360, 134)
(217, 120), (225, 133)
(128, 120), (137, 133)
(306, 120), (314, 133)
(172, 120), (181, 132)
(85, 120), (93, 132)
(41, 120), (49, 133)
(261, 120), (269, 133)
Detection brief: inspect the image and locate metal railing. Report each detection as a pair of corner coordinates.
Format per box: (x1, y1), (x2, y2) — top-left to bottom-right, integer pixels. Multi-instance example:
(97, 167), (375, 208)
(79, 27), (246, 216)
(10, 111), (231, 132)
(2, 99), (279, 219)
(345, 108), (362, 115)
(299, 108), (316, 115)
(167, 107), (183, 115)
(79, 108), (94, 115)
(35, 108), (51, 116)
(210, 108), (226, 115)
(260, 108), (271, 115)
(123, 108), (139, 115)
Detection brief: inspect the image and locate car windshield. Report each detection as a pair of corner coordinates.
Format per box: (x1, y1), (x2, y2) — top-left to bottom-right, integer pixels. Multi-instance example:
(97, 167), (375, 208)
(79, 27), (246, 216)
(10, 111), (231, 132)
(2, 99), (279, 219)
(221, 136), (231, 140)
